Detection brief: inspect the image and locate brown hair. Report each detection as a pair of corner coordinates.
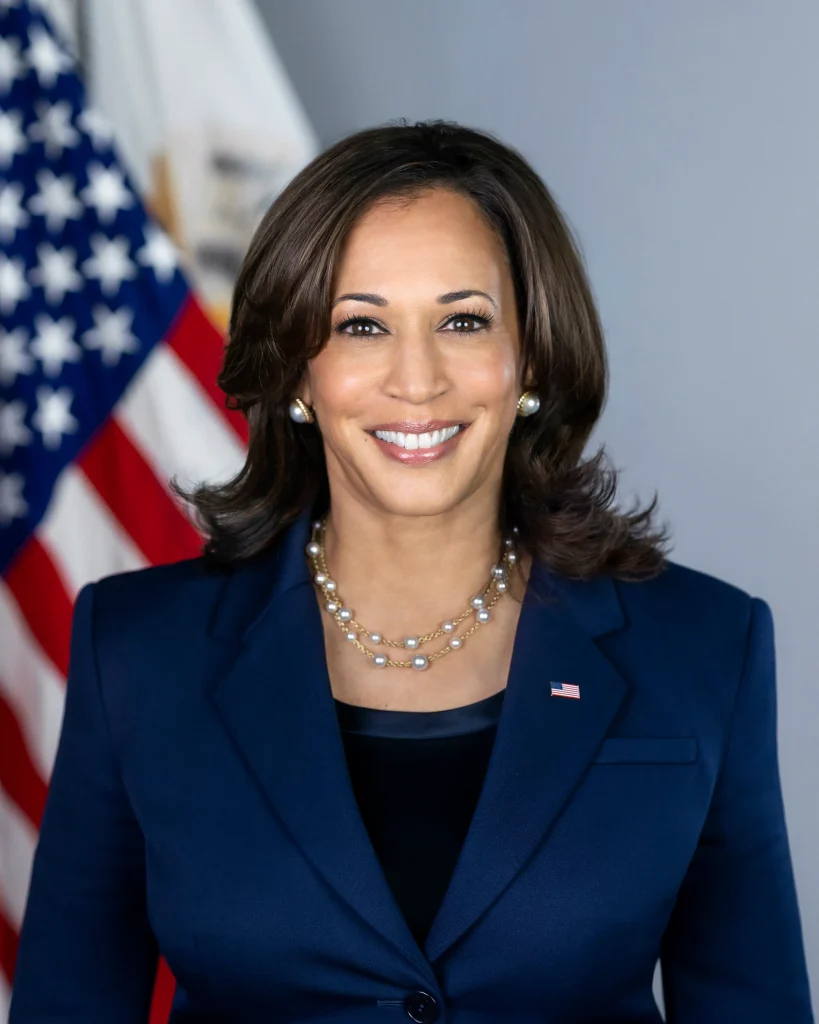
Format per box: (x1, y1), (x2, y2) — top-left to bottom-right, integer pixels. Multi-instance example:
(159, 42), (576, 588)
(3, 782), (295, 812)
(173, 118), (672, 581)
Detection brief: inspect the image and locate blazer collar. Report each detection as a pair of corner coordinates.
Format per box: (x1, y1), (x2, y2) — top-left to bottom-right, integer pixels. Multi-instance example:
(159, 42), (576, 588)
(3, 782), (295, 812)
(206, 506), (629, 974)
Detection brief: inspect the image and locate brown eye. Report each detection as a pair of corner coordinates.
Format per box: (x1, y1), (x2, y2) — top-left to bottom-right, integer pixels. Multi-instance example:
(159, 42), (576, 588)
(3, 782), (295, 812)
(334, 317), (385, 336)
(446, 315), (482, 333)
(443, 310), (495, 334)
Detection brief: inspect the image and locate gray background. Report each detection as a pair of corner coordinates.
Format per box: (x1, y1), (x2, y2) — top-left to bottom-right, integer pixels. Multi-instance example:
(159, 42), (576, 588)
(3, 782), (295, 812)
(253, 0), (818, 1015)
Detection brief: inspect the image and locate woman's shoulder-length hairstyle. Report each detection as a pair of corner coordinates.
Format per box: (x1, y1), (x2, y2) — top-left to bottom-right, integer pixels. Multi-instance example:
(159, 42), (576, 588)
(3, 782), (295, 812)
(173, 118), (672, 582)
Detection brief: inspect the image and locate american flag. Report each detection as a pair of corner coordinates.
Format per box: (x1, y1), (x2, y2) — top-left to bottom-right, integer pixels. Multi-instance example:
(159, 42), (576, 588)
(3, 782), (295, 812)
(550, 682), (581, 700)
(0, 2), (247, 1017)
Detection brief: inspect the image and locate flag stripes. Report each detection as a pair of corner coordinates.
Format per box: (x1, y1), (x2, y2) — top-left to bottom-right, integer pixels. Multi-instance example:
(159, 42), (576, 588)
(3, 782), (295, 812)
(77, 418), (203, 567)
(40, 463), (148, 590)
(0, 313), (246, 1003)
(0, 581), (66, 782)
(0, 955), (10, 1020)
(0, 7), (254, 1016)
(0, 320), (245, 1002)
(0, 692), (48, 828)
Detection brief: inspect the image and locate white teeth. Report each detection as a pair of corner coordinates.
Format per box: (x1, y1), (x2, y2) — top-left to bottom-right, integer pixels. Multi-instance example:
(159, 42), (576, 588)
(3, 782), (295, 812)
(374, 425), (462, 448)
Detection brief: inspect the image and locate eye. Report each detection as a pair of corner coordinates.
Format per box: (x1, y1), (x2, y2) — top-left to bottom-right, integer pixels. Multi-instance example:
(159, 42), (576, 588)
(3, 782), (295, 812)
(332, 307), (495, 338)
(442, 308), (495, 334)
(333, 316), (386, 337)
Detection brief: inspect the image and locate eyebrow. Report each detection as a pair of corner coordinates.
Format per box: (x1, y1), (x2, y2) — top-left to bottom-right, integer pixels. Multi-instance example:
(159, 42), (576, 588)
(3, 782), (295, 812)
(331, 289), (498, 310)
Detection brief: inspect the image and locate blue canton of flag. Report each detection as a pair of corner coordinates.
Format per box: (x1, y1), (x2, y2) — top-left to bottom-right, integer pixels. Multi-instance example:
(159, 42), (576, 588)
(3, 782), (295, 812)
(550, 681), (581, 699)
(0, 0), (187, 575)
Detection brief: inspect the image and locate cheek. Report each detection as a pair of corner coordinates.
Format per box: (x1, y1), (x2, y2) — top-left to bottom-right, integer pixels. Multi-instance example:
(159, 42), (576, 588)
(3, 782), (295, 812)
(458, 353), (518, 406)
(310, 354), (380, 414)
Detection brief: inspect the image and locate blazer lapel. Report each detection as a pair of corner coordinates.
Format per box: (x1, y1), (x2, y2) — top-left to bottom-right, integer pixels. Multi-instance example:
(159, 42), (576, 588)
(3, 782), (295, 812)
(422, 561), (629, 962)
(206, 506), (432, 977)
(206, 507), (631, 971)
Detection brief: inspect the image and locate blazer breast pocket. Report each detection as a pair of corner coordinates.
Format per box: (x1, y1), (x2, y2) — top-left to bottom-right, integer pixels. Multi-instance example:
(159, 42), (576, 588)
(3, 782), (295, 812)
(592, 736), (699, 764)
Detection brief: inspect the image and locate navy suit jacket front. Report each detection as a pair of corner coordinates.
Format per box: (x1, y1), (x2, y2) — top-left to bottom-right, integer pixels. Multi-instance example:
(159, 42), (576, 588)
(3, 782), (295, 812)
(10, 506), (815, 1022)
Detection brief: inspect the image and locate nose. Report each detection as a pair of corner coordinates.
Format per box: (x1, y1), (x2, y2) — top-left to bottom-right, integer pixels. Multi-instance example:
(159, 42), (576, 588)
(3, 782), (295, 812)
(382, 326), (449, 406)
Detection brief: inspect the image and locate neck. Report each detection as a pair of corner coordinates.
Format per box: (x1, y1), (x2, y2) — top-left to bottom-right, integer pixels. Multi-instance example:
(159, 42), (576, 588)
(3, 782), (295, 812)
(318, 499), (529, 638)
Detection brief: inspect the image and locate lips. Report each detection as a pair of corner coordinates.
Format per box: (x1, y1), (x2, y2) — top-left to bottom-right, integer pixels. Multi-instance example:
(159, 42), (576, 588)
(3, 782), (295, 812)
(367, 422), (469, 464)
(366, 419), (465, 433)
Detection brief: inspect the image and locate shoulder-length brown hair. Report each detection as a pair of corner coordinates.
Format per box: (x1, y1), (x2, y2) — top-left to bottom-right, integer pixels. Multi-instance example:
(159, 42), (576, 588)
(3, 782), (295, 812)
(174, 118), (672, 581)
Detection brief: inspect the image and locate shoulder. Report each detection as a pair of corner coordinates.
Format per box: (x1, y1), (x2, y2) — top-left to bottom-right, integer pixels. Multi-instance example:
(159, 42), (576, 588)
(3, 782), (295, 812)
(72, 556), (257, 733)
(610, 557), (773, 712)
(615, 556), (765, 632)
(80, 554), (236, 649)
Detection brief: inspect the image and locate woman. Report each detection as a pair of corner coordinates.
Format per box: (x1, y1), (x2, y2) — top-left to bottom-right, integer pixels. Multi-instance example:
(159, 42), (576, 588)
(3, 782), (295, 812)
(11, 120), (813, 1023)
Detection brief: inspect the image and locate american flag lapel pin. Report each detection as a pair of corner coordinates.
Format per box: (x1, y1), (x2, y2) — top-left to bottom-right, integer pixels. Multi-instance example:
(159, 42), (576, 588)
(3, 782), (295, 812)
(550, 681), (581, 700)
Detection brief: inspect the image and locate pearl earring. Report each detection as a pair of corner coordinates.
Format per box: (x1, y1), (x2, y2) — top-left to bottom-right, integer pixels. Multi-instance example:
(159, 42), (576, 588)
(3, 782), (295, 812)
(288, 397), (315, 424)
(516, 390), (540, 417)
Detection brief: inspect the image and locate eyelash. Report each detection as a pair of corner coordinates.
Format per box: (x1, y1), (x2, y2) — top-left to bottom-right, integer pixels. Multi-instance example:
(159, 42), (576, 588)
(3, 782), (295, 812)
(332, 306), (496, 337)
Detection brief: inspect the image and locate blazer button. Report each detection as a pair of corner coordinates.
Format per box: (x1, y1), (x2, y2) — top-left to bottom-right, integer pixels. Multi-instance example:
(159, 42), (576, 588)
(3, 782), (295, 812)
(404, 989), (440, 1023)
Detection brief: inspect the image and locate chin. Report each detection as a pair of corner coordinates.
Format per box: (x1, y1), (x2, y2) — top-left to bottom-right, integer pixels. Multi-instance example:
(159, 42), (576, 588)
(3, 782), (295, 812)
(364, 479), (469, 519)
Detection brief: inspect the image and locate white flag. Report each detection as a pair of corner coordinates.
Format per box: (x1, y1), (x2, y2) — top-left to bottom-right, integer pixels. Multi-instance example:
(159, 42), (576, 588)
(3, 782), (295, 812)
(84, 0), (319, 326)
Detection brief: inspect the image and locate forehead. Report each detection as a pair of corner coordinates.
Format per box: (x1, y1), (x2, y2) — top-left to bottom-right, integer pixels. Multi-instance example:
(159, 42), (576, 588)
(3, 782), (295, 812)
(333, 189), (510, 289)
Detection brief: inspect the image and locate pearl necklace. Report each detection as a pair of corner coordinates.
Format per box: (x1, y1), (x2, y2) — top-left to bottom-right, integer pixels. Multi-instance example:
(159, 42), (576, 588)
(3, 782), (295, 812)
(305, 516), (519, 670)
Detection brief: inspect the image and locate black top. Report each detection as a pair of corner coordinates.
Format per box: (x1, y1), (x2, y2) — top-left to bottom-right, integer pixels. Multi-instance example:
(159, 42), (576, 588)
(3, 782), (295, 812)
(334, 687), (506, 947)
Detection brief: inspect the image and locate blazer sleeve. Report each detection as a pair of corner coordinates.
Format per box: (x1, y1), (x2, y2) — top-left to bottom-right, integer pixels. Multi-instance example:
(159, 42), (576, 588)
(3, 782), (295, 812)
(9, 581), (159, 1021)
(659, 596), (815, 1023)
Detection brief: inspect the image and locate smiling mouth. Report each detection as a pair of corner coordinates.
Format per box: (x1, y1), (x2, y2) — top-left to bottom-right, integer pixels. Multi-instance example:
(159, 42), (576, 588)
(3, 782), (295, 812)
(367, 424), (468, 449)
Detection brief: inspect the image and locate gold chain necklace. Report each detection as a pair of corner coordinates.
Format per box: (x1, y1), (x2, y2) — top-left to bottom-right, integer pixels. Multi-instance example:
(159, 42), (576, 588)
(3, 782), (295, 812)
(305, 516), (519, 670)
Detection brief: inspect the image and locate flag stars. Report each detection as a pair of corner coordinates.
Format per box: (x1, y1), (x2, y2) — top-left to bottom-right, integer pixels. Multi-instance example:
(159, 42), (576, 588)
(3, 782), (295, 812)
(31, 383), (78, 450)
(0, 326), (33, 386)
(82, 305), (139, 366)
(82, 235), (136, 296)
(28, 99), (80, 159)
(137, 224), (179, 283)
(28, 169), (82, 233)
(0, 469), (27, 527)
(25, 25), (73, 88)
(81, 163), (134, 225)
(29, 242), (82, 305)
(0, 35), (23, 93)
(0, 180), (29, 242)
(0, 253), (30, 313)
(77, 107), (113, 150)
(0, 398), (32, 456)
(0, 109), (28, 168)
(30, 313), (82, 376)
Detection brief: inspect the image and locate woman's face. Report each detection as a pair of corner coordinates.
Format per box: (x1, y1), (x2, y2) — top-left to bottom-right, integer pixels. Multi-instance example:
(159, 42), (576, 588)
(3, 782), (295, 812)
(301, 187), (526, 519)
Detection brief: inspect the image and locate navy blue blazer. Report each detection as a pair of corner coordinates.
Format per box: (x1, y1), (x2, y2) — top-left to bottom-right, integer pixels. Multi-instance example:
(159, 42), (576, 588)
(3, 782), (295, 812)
(10, 506), (814, 1023)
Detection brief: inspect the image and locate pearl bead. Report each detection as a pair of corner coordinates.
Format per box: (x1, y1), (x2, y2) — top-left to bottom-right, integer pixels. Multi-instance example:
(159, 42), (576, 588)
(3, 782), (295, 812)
(442, 620), (455, 633)
(345, 631), (357, 642)
(519, 393), (540, 416)
(470, 595), (485, 609)
(305, 541), (320, 557)
(373, 654), (388, 667)
(314, 572), (327, 585)
(512, 525), (519, 535)
(289, 399), (311, 423)
(326, 601), (340, 613)
(476, 608), (491, 623)
(411, 654), (429, 670)
(504, 537), (514, 549)
(505, 552), (517, 564)
(312, 520), (322, 531)
(492, 566), (505, 579)
(403, 636), (420, 649)
(324, 579), (337, 591)
(369, 632), (382, 644)
(337, 607), (352, 622)
(449, 636), (462, 649)
(496, 580), (508, 592)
